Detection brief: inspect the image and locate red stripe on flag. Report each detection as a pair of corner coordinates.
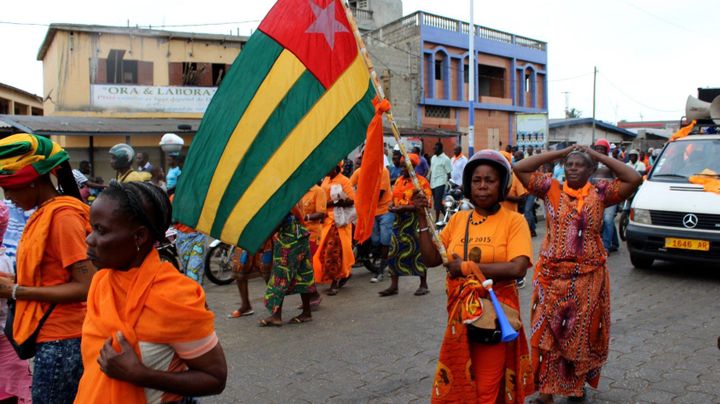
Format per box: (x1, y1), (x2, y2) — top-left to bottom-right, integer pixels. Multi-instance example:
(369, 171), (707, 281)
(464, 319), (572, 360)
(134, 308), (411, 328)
(354, 97), (391, 243)
(259, 0), (357, 89)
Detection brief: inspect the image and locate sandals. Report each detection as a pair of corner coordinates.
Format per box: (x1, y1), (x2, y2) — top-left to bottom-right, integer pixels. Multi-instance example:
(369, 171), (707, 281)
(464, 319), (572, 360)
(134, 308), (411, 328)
(228, 309), (254, 318)
(289, 316), (313, 324)
(414, 287), (430, 296)
(258, 318), (282, 327)
(378, 288), (398, 297)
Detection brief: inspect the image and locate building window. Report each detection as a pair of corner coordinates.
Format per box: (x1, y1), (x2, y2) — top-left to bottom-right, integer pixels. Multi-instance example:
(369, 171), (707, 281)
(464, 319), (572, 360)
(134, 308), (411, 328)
(463, 64), (469, 83)
(425, 105), (451, 118)
(182, 62), (203, 86)
(0, 99), (8, 114)
(107, 49), (138, 84)
(434, 60), (443, 80)
(211, 63), (227, 86)
(525, 73), (531, 93)
(478, 65), (505, 98)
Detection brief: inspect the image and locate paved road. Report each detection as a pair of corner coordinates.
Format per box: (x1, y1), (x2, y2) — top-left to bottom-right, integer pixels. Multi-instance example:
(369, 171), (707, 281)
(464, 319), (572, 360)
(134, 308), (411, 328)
(202, 224), (720, 403)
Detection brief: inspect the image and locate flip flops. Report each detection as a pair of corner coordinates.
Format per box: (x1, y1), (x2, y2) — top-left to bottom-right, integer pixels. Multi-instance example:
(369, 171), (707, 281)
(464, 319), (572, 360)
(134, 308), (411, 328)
(378, 288), (398, 297)
(414, 287), (430, 296)
(289, 316), (313, 324)
(258, 318), (282, 327)
(228, 309), (254, 318)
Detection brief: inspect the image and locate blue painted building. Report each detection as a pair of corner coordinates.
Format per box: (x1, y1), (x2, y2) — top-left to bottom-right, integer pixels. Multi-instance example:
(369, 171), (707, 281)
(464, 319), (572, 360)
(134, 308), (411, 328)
(366, 11), (547, 151)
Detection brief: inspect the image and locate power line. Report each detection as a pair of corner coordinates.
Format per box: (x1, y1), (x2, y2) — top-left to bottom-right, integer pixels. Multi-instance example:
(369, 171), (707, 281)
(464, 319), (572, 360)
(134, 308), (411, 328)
(610, 0), (694, 33)
(0, 19), (261, 29)
(599, 72), (681, 113)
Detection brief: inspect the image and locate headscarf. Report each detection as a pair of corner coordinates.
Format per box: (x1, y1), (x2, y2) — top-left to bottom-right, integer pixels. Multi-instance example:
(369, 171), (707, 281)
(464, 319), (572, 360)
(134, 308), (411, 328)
(400, 153), (420, 167)
(0, 133), (69, 189)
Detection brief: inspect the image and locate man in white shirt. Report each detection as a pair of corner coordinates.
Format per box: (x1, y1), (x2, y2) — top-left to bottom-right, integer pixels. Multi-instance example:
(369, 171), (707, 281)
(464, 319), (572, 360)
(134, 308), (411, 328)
(429, 142), (452, 219)
(626, 150), (646, 175)
(450, 146), (467, 187)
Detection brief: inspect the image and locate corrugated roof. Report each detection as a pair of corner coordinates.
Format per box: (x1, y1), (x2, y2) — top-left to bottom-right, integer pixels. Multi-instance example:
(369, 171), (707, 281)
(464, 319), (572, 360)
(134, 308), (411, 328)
(0, 115), (200, 136)
(549, 118), (637, 138)
(38, 23), (248, 60)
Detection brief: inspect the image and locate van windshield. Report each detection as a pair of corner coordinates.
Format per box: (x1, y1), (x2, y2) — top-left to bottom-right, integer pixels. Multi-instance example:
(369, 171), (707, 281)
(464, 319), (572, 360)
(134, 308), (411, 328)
(650, 139), (720, 182)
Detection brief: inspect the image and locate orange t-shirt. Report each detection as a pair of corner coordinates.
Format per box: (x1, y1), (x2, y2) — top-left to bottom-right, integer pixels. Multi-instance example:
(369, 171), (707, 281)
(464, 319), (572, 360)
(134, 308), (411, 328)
(298, 185), (327, 244)
(350, 167), (392, 216)
(440, 208), (532, 267)
(500, 173), (528, 213)
(38, 209), (91, 342)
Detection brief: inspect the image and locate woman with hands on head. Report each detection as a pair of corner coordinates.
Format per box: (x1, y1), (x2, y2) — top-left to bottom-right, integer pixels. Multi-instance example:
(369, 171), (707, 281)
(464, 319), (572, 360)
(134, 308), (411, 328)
(74, 181), (226, 404)
(415, 150), (535, 403)
(513, 145), (641, 403)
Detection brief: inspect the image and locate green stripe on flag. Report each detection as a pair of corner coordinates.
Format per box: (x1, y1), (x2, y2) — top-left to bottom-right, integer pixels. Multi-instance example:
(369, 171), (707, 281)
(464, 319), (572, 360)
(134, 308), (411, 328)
(209, 70), (325, 236)
(174, 31), (284, 226)
(237, 82), (376, 252)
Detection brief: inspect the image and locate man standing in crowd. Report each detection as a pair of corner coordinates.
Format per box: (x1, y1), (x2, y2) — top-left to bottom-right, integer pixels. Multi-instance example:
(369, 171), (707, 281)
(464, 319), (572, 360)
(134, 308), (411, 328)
(109, 143), (152, 183)
(450, 146), (467, 187)
(428, 142), (452, 220)
(136, 151), (153, 173)
(412, 146), (429, 177)
(389, 149), (403, 184)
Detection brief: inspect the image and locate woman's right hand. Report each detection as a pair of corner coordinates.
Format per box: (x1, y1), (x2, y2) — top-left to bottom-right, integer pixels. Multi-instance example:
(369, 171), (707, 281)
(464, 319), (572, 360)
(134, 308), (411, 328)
(444, 253), (464, 279)
(411, 190), (430, 212)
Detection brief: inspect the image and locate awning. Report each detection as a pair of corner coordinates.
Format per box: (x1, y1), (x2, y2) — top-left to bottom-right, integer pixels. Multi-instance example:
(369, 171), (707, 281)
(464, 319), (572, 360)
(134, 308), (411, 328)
(0, 115), (200, 136)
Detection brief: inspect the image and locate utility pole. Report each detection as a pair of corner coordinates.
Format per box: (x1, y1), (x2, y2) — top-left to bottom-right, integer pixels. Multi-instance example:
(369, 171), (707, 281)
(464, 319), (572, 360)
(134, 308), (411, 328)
(467, 0), (475, 155)
(592, 66), (597, 144)
(562, 91), (570, 118)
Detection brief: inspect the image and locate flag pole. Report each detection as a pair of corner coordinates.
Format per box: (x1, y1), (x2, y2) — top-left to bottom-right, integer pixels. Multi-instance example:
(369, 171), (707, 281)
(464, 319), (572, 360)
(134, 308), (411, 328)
(342, 2), (448, 264)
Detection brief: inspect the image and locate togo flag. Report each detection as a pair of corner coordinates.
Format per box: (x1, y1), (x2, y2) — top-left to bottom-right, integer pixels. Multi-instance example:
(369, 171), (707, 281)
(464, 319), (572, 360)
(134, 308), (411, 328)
(173, 0), (376, 253)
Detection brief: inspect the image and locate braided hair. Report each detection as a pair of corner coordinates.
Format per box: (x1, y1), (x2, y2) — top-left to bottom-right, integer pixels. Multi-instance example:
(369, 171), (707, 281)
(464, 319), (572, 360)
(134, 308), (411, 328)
(101, 181), (172, 243)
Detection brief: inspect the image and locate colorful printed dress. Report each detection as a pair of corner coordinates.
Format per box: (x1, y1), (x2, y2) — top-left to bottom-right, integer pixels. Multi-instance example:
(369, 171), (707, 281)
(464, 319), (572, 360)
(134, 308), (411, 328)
(527, 172), (623, 396)
(387, 175), (431, 277)
(264, 215), (315, 313)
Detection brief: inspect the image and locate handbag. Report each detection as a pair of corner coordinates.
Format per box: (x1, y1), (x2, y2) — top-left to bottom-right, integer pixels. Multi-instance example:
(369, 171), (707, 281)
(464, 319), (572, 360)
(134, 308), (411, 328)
(461, 212), (522, 344)
(3, 299), (57, 359)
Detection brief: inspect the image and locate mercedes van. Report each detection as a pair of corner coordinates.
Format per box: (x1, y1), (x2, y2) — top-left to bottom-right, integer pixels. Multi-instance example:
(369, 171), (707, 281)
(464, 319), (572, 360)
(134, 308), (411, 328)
(626, 133), (720, 268)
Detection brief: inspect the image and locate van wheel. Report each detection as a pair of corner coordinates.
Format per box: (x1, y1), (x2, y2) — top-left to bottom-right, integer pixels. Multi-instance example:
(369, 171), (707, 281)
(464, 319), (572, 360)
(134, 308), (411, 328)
(630, 252), (654, 269)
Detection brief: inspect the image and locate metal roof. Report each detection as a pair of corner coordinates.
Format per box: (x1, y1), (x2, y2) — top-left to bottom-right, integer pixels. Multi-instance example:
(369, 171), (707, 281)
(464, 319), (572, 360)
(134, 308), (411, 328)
(549, 118), (637, 138)
(0, 115), (200, 136)
(38, 23), (248, 60)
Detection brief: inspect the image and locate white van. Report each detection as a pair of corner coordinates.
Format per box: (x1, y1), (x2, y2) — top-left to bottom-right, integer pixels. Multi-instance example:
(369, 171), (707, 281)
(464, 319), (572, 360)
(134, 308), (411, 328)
(626, 133), (720, 268)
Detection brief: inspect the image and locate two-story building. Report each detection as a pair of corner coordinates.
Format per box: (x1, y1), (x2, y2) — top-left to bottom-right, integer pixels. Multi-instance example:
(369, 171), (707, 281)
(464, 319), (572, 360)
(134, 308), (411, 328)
(0, 82), (43, 116)
(365, 11), (548, 153)
(22, 23), (247, 180)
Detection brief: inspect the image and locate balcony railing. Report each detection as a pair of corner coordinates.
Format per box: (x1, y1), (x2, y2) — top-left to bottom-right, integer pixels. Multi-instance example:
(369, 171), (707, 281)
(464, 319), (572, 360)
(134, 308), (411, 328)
(369, 11), (546, 51)
(350, 7), (374, 30)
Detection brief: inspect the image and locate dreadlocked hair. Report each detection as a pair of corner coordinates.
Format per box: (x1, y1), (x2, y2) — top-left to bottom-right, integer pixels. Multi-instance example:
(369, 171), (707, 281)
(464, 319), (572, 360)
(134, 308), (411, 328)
(101, 181), (172, 243)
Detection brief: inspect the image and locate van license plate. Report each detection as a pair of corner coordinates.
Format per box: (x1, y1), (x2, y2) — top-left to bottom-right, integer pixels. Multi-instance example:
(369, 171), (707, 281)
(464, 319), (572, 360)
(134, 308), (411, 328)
(664, 238), (710, 251)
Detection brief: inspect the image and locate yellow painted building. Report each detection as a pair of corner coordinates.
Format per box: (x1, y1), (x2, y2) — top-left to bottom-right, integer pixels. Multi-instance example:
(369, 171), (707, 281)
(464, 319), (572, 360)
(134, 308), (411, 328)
(0, 82), (43, 116)
(35, 23), (247, 180)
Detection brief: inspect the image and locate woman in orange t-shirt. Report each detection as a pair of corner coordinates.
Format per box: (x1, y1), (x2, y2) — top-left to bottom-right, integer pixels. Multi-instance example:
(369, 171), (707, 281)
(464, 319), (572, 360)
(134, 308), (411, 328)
(0, 134), (94, 404)
(415, 150), (535, 404)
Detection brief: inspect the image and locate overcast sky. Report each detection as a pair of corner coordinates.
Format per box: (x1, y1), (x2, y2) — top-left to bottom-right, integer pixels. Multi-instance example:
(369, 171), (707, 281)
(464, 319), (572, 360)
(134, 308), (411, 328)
(1, 0), (717, 122)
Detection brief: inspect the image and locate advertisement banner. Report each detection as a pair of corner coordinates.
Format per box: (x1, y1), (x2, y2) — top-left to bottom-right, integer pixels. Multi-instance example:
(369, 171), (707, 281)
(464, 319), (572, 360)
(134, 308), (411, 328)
(90, 85), (217, 113)
(516, 113), (548, 151)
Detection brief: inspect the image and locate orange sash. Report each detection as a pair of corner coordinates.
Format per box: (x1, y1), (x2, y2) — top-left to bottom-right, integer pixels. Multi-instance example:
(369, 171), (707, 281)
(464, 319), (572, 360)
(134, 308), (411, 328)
(13, 196), (89, 344)
(74, 249), (215, 404)
(562, 182), (591, 213)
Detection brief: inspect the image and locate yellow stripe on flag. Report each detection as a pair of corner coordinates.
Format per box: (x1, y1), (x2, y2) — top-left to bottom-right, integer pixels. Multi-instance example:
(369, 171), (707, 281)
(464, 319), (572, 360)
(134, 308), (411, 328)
(220, 54), (370, 242)
(196, 50), (307, 232)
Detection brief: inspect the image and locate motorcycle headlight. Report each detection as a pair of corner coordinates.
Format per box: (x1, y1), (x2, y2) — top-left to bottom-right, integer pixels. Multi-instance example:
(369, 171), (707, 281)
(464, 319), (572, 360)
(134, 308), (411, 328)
(443, 196), (455, 208)
(631, 208), (651, 225)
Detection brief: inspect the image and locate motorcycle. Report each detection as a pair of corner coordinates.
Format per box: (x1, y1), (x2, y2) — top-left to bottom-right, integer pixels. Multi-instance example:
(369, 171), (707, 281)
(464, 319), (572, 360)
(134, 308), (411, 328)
(203, 239), (240, 285)
(618, 192), (636, 241)
(435, 182), (472, 230)
(157, 227), (180, 270)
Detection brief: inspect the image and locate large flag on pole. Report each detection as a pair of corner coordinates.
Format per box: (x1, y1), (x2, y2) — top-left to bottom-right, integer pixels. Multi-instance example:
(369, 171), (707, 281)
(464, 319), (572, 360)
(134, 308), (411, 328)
(173, 0), (376, 253)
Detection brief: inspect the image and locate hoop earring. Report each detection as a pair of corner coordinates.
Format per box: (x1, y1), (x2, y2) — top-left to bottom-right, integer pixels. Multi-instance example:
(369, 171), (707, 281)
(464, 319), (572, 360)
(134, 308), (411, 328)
(136, 244), (140, 253)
